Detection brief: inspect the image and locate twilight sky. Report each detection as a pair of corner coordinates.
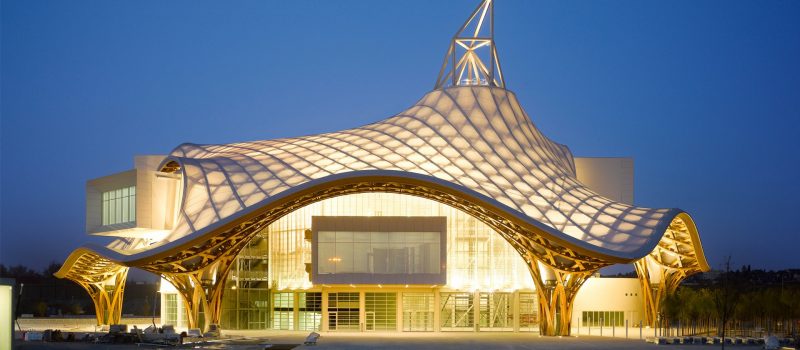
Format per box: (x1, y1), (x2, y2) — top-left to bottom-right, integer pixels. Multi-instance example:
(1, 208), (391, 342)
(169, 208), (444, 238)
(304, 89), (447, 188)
(2, 0), (799, 275)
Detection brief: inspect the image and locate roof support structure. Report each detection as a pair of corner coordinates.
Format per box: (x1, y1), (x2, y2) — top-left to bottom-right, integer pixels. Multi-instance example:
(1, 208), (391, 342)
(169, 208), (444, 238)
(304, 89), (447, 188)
(54, 252), (129, 326)
(633, 214), (708, 327)
(55, 177), (707, 335)
(525, 254), (593, 336)
(160, 254), (236, 331)
(634, 256), (687, 328)
(132, 177), (615, 334)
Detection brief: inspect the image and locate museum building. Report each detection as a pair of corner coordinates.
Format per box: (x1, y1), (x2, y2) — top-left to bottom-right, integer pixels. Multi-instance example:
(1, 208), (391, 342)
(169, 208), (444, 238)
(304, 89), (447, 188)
(55, 0), (708, 336)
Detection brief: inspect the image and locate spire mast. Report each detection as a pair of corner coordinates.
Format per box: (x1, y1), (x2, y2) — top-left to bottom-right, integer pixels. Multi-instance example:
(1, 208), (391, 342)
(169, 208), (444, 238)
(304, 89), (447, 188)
(435, 0), (505, 90)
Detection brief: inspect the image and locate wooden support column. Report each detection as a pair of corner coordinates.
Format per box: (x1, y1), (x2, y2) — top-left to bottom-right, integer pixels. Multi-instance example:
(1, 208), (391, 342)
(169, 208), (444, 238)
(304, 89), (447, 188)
(72, 267), (129, 326)
(634, 256), (687, 327)
(55, 252), (131, 326)
(526, 254), (593, 336)
(161, 255), (236, 331)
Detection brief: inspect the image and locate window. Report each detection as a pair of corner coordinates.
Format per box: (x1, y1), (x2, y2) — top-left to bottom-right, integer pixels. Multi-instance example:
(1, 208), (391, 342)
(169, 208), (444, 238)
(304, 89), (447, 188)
(164, 294), (178, 326)
(272, 292), (294, 330)
(102, 186), (136, 226)
(313, 216), (446, 285)
(478, 292), (513, 330)
(318, 231), (441, 275)
(328, 293), (360, 331)
(365, 293), (397, 331)
(298, 292), (322, 331)
(402, 293), (434, 332)
(518, 292), (539, 331)
(582, 310), (624, 327)
(440, 292), (474, 330)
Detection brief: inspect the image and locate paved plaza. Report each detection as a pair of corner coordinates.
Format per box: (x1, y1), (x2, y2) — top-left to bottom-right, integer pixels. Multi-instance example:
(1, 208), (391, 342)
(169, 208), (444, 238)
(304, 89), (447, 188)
(14, 331), (768, 350)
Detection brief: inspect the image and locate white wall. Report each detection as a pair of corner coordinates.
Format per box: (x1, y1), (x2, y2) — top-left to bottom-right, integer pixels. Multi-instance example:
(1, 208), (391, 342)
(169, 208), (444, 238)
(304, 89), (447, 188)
(572, 277), (644, 328)
(86, 155), (181, 238)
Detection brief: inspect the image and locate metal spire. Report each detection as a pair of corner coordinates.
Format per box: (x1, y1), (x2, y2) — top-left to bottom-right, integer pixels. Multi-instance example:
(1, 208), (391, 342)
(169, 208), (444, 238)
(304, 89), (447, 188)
(435, 0), (505, 89)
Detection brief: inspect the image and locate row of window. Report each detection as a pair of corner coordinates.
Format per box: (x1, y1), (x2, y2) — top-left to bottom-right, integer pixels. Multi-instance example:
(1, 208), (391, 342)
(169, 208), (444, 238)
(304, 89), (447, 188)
(101, 186), (136, 226)
(581, 310), (625, 327)
(216, 290), (538, 331)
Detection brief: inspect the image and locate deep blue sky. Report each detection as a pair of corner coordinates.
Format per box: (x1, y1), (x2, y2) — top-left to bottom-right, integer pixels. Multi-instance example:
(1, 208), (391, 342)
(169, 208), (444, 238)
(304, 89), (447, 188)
(2, 0), (799, 275)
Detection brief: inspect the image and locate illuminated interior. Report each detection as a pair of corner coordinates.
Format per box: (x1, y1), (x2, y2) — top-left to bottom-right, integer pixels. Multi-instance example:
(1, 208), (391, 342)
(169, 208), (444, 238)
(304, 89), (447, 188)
(183, 192), (537, 331)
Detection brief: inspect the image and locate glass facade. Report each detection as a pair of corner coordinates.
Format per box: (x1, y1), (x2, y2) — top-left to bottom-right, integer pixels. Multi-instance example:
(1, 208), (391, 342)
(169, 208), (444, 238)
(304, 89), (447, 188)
(317, 231), (440, 275)
(272, 292), (294, 330)
(440, 292), (475, 331)
(298, 292), (322, 331)
(365, 293), (397, 331)
(402, 293), (435, 331)
(518, 292), (539, 331)
(265, 192), (533, 291)
(212, 192), (538, 332)
(221, 231), (269, 330)
(101, 186), (136, 226)
(479, 292), (513, 330)
(328, 293), (360, 331)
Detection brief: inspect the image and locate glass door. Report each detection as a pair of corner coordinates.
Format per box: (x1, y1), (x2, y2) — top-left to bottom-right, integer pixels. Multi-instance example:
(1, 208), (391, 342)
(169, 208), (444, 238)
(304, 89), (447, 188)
(328, 292), (360, 331)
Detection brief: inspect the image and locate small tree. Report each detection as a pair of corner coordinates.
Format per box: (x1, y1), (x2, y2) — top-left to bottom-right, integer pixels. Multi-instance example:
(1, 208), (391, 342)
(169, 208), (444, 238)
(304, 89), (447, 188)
(714, 257), (741, 349)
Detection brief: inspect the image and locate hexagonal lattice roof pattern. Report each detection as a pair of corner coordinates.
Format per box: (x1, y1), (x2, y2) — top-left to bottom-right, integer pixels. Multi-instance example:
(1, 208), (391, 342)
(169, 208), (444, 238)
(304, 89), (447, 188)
(157, 86), (679, 260)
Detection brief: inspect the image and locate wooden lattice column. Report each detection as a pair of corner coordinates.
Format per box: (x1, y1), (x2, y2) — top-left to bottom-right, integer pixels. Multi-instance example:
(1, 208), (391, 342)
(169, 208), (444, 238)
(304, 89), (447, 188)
(55, 252), (130, 326)
(161, 255), (236, 331)
(71, 267), (129, 325)
(634, 256), (687, 327)
(525, 254), (594, 336)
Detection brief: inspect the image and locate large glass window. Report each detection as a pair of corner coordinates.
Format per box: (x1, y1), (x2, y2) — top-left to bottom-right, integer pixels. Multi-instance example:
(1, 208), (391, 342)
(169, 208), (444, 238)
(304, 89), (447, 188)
(313, 216), (446, 285)
(102, 186), (136, 226)
(221, 231), (269, 330)
(440, 292), (474, 331)
(260, 192), (532, 291)
(298, 292), (322, 331)
(478, 292), (513, 331)
(365, 293), (397, 331)
(318, 231), (440, 275)
(272, 292), (294, 330)
(328, 293), (360, 331)
(402, 293), (434, 332)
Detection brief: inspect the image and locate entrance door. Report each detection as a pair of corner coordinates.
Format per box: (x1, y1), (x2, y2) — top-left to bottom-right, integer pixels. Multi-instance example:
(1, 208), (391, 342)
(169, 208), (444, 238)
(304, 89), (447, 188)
(328, 293), (360, 331)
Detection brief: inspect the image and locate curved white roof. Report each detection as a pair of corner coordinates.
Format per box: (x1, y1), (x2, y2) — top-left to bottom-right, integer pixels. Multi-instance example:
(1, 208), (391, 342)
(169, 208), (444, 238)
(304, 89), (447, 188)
(155, 86), (678, 259)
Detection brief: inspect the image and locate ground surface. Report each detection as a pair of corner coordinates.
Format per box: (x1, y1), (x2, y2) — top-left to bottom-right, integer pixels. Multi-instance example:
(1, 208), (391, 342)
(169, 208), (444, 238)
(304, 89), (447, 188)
(14, 331), (769, 349)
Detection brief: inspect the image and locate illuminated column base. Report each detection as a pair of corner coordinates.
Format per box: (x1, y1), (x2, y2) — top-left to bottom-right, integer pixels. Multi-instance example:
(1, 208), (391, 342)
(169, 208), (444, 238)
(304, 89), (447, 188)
(73, 268), (129, 326)
(161, 256), (235, 331)
(526, 257), (593, 336)
(634, 256), (687, 327)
